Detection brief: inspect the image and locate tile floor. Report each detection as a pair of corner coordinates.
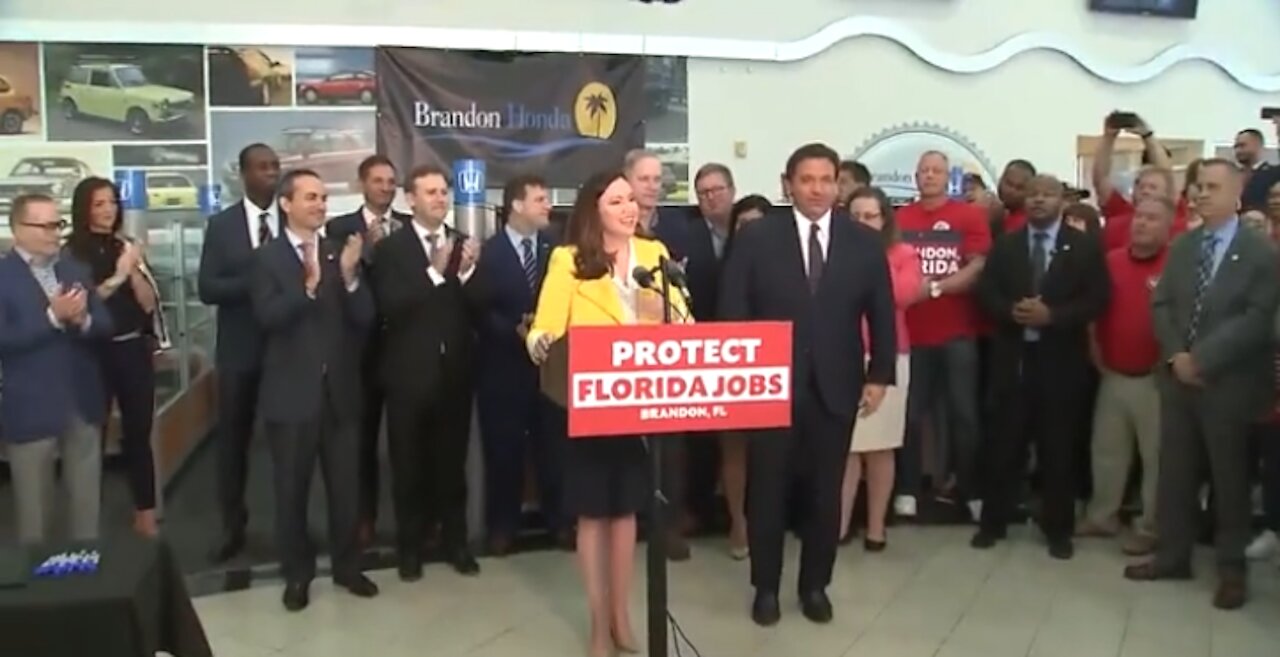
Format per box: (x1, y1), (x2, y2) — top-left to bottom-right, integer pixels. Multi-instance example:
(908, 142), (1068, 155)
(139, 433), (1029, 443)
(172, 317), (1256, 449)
(192, 526), (1280, 657)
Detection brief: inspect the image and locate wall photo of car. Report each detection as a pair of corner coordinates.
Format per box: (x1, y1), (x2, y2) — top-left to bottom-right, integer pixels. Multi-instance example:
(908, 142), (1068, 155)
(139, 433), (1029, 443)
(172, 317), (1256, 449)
(145, 171), (201, 211)
(0, 43), (43, 137)
(295, 47), (376, 106)
(208, 46), (294, 107)
(211, 109), (374, 216)
(43, 43), (206, 141)
(0, 144), (111, 220)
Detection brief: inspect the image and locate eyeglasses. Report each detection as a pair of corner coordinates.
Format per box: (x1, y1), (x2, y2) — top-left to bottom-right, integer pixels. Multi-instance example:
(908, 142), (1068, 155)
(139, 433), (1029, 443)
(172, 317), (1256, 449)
(19, 220), (68, 232)
(696, 185), (730, 199)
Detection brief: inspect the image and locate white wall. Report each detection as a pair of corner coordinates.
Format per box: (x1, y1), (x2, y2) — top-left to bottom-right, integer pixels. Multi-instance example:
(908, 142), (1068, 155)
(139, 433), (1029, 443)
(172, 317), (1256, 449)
(688, 36), (1280, 199)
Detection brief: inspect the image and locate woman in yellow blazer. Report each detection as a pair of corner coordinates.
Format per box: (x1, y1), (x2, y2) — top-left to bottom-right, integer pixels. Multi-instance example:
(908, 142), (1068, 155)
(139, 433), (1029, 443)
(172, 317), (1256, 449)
(527, 169), (687, 657)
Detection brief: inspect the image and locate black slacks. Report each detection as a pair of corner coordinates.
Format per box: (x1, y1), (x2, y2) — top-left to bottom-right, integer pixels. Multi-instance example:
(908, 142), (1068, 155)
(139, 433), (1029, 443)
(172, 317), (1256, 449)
(386, 383), (473, 554)
(216, 367), (262, 533)
(748, 382), (854, 594)
(1154, 378), (1253, 574)
(265, 378), (361, 584)
(96, 336), (156, 511)
(979, 343), (1078, 541)
(357, 339), (385, 524)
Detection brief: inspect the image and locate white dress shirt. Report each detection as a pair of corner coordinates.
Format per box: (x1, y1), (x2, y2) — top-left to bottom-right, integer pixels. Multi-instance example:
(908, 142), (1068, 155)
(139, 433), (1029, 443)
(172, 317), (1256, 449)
(285, 228), (359, 293)
(793, 207), (832, 265)
(244, 197), (279, 249)
(411, 220), (475, 286)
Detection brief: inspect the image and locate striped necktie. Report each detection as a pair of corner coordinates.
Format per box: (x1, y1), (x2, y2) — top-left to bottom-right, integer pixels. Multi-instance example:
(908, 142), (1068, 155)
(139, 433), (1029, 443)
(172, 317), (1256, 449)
(520, 237), (538, 292)
(257, 212), (273, 248)
(1185, 233), (1219, 347)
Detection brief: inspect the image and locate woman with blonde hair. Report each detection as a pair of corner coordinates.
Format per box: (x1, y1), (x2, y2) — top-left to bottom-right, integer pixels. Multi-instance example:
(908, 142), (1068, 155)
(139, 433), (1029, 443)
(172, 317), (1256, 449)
(527, 169), (688, 657)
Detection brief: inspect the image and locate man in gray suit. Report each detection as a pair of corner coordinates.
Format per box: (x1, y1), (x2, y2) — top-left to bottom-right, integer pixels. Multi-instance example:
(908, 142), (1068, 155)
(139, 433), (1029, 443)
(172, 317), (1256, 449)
(1124, 158), (1279, 610)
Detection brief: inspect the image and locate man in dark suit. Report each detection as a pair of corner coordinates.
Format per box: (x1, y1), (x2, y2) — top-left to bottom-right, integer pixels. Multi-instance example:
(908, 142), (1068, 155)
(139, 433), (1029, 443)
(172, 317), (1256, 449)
(473, 173), (567, 556)
(1125, 159), (1280, 610)
(973, 174), (1109, 559)
(373, 164), (482, 580)
(197, 143), (281, 562)
(0, 194), (112, 543)
(251, 169), (378, 610)
(625, 148), (696, 559)
(683, 162), (736, 532)
(325, 154), (411, 544)
(1236, 126), (1278, 210)
(720, 142), (897, 626)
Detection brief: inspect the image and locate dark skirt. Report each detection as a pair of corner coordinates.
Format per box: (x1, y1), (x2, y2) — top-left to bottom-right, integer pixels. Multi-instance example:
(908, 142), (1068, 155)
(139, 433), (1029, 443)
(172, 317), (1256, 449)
(563, 434), (650, 519)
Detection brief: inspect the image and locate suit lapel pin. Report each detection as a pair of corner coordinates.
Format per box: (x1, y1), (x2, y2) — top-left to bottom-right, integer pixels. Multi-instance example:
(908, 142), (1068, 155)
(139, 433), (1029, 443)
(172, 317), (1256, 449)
(1230, 253), (1240, 262)
(1061, 243), (1071, 252)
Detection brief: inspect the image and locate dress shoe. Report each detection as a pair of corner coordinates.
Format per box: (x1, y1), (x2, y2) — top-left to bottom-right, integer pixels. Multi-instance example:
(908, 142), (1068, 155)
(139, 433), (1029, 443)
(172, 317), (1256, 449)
(282, 581), (310, 612)
(799, 589), (834, 624)
(208, 530), (245, 564)
(398, 553), (423, 582)
(751, 589), (781, 626)
(864, 537), (887, 553)
(1213, 574), (1247, 610)
(970, 528), (1006, 549)
(1048, 538), (1074, 560)
(336, 573), (380, 598)
(449, 547), (481, 576)
(1123, 561), (1192, 581)
(665, 532), (691, 562)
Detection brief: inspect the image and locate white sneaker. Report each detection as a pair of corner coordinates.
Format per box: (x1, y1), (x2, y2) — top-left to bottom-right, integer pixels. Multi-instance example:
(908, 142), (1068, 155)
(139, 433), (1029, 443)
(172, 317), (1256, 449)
(894, 495), (918, 518)
(1245, 530), (1278, 561)
(967, 500), (983, 523)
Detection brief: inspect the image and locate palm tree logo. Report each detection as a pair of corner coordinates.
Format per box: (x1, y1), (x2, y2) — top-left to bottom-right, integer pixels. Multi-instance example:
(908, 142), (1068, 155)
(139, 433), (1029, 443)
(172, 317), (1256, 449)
(574, 82), (618, 140)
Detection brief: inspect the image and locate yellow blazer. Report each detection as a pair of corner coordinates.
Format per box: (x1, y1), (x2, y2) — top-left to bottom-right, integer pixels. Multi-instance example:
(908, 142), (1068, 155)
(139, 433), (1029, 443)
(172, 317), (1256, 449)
(527, 237), (690, 352)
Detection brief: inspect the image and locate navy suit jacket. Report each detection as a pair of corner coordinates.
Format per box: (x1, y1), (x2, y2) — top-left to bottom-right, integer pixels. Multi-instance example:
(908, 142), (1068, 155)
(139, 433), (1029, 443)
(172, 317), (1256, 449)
(718, 209), (897, 418)
(650, 206), (691, 263)
(473, 229), (554, 394)
(197, 202), (285, 372)
(683, 210), (722, 321)
(250, 235), (375, 424)
(325, 207), (412, 262)
(0, 252), (113, 443)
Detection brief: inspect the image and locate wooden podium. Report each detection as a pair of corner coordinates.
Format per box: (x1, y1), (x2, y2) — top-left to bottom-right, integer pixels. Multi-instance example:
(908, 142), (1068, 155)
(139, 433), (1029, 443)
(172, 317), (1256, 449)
(538, 337), (569, 409)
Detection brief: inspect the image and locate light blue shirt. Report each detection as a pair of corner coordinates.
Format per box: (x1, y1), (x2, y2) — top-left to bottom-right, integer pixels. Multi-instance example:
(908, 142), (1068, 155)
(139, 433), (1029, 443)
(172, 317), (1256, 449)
(505, 223), (538, 258)
(1202, 216), (1238, 280)
(1024, 220), (1061, 342)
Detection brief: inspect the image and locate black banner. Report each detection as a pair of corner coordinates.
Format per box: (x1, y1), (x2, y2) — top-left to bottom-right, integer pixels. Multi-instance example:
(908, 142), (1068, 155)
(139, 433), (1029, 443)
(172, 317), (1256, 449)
(376, 48), (646, 187)
(902, 230), (963, 278)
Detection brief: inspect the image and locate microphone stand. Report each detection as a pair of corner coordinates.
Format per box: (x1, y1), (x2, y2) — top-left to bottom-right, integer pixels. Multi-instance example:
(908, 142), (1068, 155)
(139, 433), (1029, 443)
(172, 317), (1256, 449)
(646, 255), (674, 657)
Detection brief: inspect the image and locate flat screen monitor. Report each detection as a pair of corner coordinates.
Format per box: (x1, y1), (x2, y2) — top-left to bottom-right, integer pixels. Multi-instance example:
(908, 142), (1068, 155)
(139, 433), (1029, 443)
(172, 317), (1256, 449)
(1089, 0), (1199, 19)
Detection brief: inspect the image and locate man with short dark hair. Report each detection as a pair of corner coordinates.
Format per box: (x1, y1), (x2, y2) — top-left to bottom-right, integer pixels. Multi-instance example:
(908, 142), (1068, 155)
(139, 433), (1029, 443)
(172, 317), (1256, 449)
(975, 174), (1109, 559)
(997, 159), (1036, 234)
(374, 165), (483, 580)
(325, 153), (411, 543)
(837, 160), (871, 208)
(721, 142), (897, 626)
(1241, 121), (1280, 210)
(1126, 159), (1280, 611)
(474, 173), (568, 555)
(1, 194), (112, 544)
(198, 142), (282, 562)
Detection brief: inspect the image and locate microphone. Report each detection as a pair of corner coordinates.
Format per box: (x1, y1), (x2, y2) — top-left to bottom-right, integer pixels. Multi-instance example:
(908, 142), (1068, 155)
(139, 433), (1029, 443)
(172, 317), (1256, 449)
(632, 265), (656, 290)
(659, 257), (690, 290)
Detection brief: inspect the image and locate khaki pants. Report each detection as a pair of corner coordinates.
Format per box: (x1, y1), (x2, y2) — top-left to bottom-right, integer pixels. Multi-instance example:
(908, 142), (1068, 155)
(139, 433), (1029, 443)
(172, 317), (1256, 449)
(7, 416), (102, 544)
(1083, 370), (1160, 535)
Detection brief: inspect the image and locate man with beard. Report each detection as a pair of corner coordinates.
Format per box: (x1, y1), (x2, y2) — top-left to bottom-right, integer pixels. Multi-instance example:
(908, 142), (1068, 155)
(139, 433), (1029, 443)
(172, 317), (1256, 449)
(325, 154), (411, 544)
(974, 174), (1109, 559)
(198, 143), (281, 563)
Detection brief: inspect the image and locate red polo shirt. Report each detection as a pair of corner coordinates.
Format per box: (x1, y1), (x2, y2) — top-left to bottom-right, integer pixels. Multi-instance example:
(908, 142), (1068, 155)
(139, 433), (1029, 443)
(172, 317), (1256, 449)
(897, 199), (992, 346)
(1100, 190), (1190, 252)
(1002, 209), (1027, 234)
(1095, 246), (1167, 375)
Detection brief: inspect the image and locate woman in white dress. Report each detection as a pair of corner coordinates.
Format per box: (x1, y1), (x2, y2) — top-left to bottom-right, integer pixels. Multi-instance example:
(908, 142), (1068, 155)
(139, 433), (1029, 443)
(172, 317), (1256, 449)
(839, 187), (923, 550)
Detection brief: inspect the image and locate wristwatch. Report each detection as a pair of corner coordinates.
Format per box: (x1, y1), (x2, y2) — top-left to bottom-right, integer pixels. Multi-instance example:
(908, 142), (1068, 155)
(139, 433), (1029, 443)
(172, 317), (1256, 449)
(929, 280), (943, 299)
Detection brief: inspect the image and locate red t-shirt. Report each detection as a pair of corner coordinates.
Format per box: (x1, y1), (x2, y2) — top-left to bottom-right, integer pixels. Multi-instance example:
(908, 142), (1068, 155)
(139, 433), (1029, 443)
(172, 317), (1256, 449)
(1095, 247), (1167, 375)
(1002, 209), (1027, 234)
(1100, 190), (1190, 252)
(897, 199), (992, 346)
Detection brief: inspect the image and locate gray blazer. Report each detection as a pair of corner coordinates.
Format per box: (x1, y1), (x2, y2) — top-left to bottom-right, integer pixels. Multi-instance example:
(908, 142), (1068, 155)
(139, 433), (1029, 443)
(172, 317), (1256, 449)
(1153, 222), (1279, 416)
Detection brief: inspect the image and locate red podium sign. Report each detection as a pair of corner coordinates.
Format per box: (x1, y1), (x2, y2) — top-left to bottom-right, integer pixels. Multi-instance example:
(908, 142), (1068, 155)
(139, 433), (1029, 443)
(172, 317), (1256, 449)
(566, 321), (793, 438)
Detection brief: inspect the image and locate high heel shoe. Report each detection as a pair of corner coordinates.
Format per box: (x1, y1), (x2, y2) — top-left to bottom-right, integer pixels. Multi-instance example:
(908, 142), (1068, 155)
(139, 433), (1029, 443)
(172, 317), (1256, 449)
(864, 537), (887, 552)
(612, 628), (641, 654)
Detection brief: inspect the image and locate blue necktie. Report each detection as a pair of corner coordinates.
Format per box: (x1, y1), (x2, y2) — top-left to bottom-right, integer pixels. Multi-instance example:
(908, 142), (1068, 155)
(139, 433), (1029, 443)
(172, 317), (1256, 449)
(1186, 234), (1219, 347)
(520, 237), (538, 292)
